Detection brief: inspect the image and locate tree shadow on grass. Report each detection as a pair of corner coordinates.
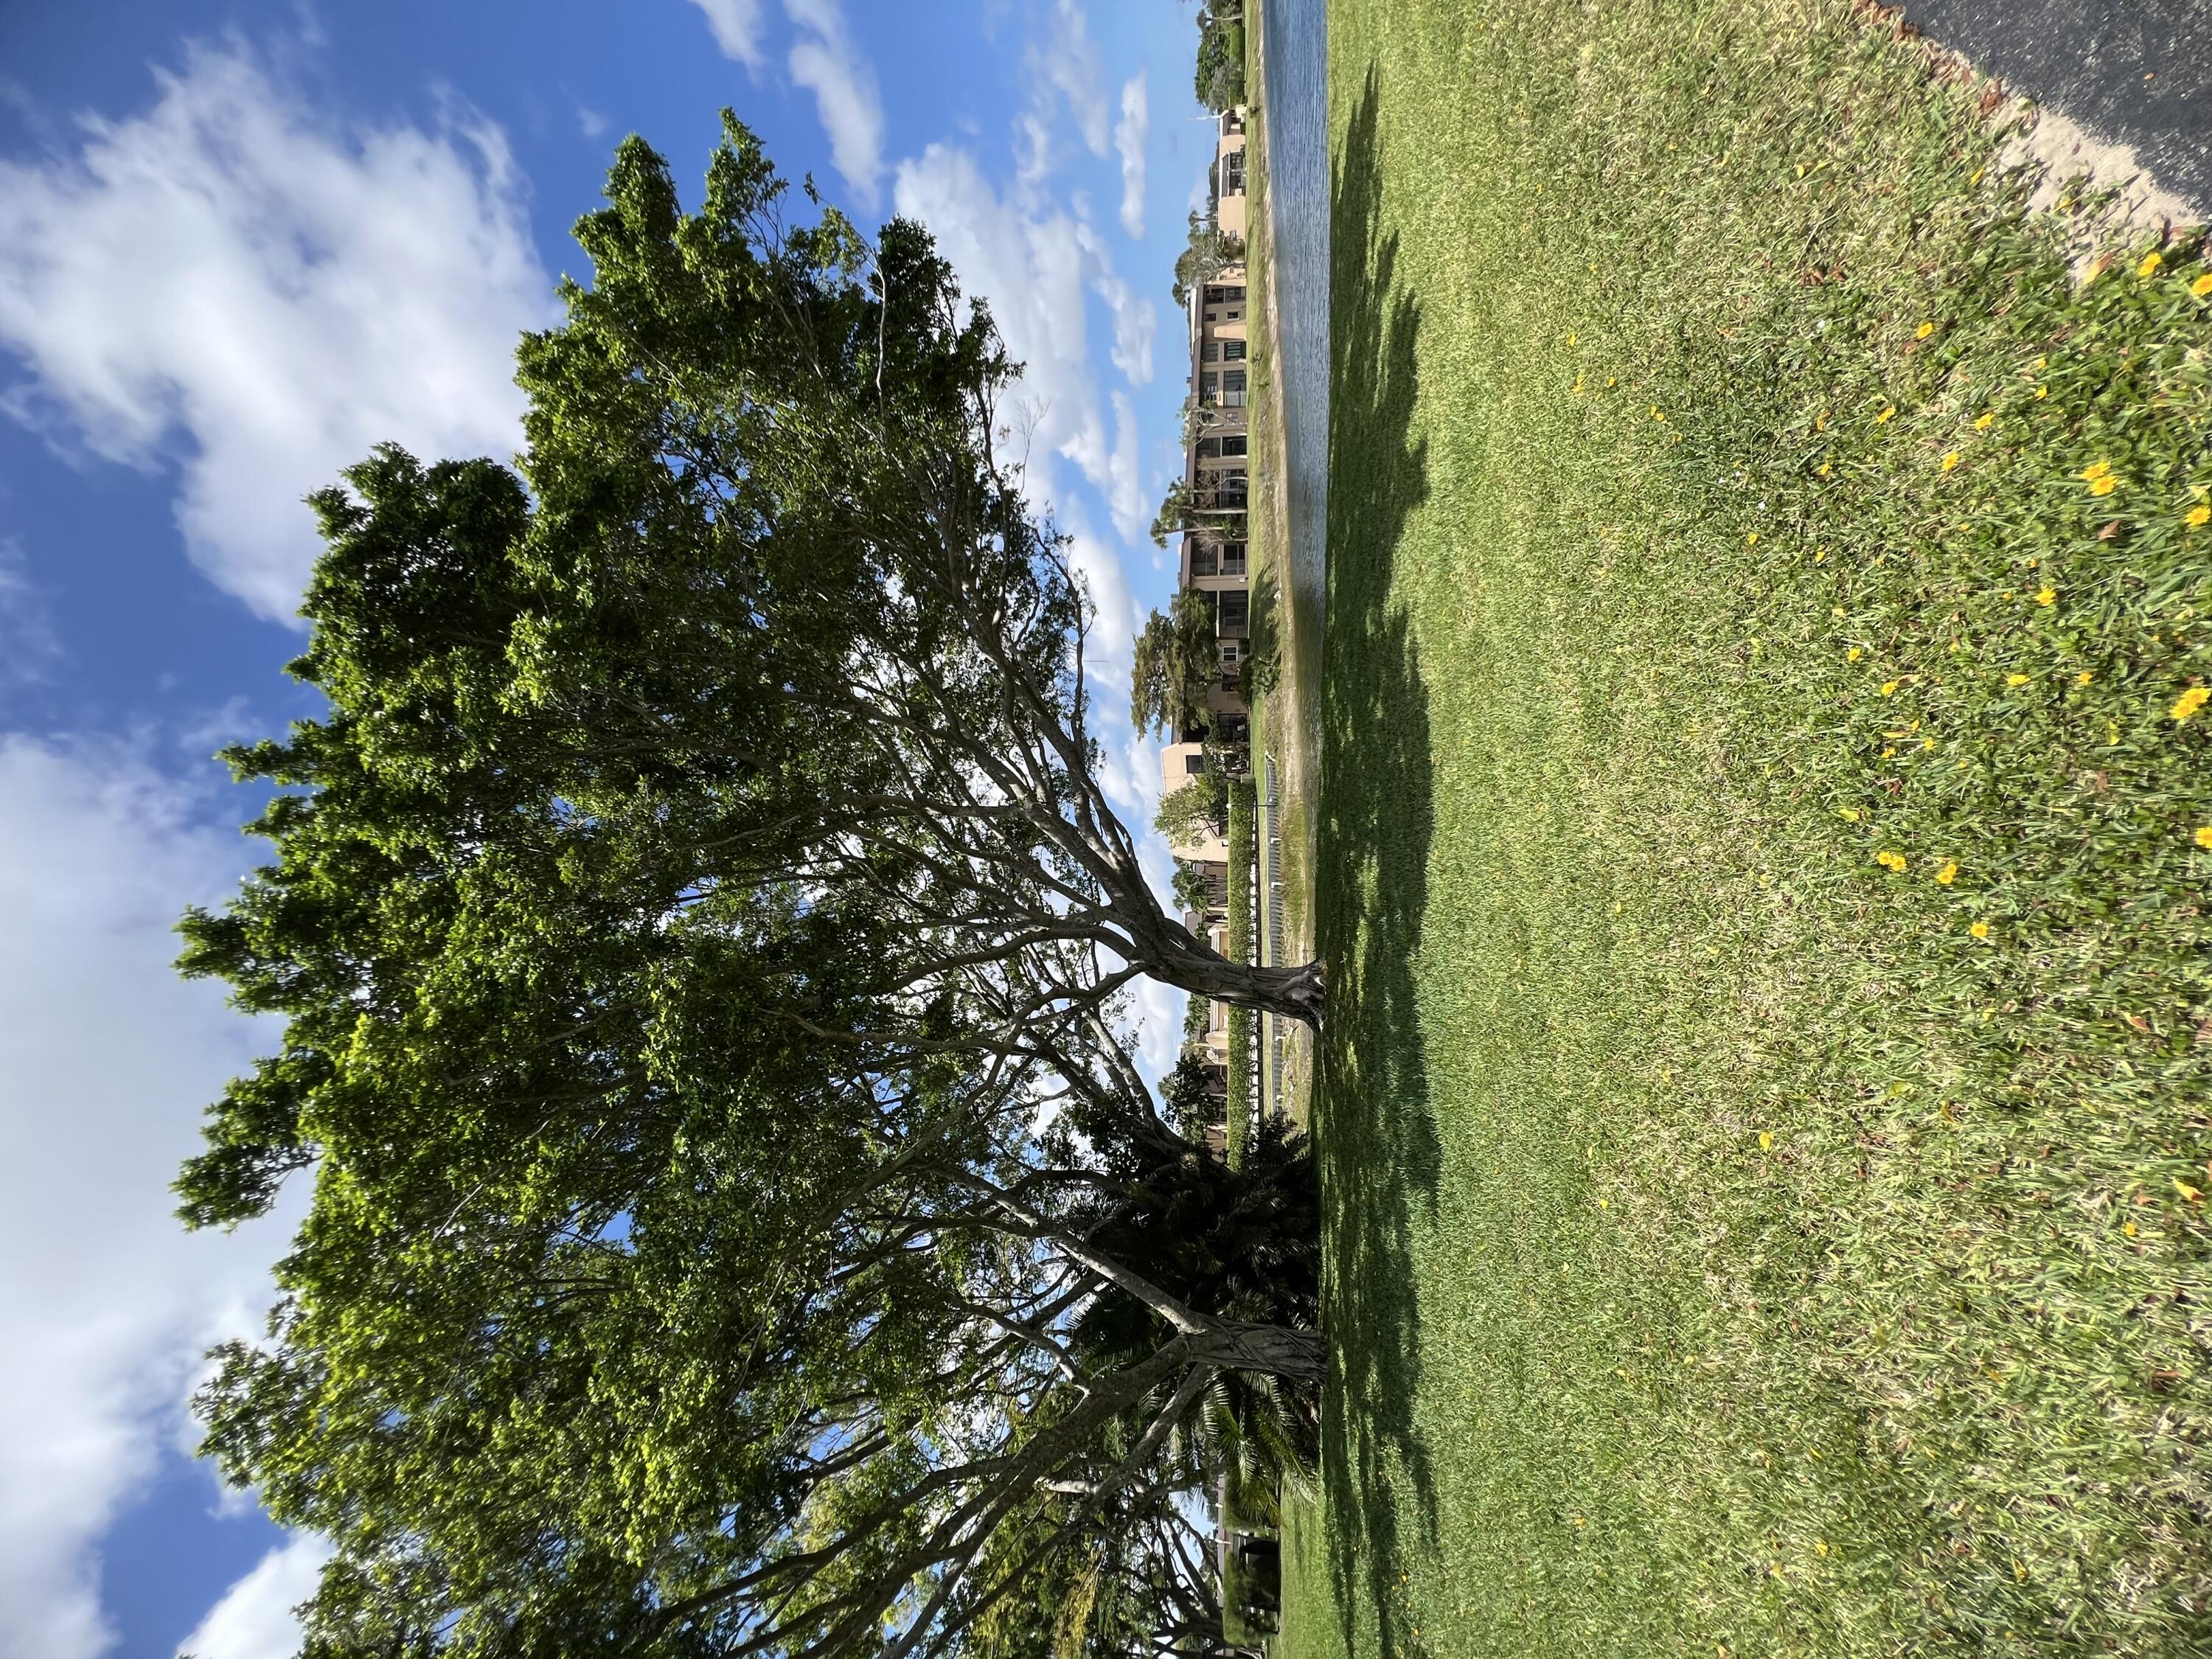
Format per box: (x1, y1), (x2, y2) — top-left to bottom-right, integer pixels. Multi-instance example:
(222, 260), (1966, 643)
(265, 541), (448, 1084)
(1315, 63), (1438, 1659)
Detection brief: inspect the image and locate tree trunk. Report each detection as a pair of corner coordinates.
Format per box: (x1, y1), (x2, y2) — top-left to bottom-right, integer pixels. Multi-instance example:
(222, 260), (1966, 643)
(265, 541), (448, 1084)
(1191, 1322), (1325, 1383)
(1146, 931), (1326, 1028)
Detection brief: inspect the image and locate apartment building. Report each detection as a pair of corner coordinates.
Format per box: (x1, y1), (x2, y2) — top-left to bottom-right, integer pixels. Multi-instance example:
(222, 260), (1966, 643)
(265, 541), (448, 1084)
(1214, 107), (1248, 241)
(1181, 113), (1252, 745)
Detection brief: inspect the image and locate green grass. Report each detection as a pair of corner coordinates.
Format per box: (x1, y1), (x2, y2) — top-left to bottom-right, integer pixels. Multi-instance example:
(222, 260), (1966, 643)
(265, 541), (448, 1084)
(1284, 2), (2212, 1655)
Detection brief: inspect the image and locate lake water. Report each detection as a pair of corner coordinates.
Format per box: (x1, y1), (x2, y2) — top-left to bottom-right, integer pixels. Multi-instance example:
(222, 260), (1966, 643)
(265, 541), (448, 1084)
(1262, 0), (1329, 646)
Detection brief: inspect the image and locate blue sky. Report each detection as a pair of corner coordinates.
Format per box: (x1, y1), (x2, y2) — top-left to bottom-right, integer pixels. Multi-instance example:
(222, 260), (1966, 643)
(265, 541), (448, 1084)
(0, 3), (1206, 1652)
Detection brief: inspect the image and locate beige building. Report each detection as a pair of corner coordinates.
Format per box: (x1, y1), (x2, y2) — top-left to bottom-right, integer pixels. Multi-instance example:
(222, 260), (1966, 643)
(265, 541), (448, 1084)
(1159, 742), (1231, 863)
(1214, 109), (1248, 242)
(1182, 247), (1250, 739)
(1167, 105), (1255, 1115)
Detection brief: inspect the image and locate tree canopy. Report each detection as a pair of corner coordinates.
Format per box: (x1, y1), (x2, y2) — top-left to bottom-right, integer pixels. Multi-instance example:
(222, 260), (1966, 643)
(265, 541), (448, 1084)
(1131, 587), (1224, 745)
(1169, 212), (1244, 310)
(178, 117), (1318, 1659)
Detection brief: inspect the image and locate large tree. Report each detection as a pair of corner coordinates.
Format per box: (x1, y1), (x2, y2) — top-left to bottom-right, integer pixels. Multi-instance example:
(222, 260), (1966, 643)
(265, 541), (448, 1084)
(179, 119), (1319, 1659)
(1131, 586), (1224, 743)
(496, 121), (1313, 1024)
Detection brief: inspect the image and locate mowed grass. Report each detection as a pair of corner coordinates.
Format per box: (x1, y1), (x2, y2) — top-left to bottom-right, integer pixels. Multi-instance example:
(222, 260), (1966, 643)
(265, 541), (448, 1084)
(1283, 2), (2212, 1656)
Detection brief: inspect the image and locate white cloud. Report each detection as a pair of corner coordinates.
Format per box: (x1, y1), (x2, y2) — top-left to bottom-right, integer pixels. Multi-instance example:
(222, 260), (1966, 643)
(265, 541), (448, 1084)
(1113, 73), (1147, 238)
(1105, 391), (1144, 542)
(0, 538), (60, 684)
(687, 0), (768, 70)
(175, 1534), (331, 1659)
(0, 737), (295, 1659)
(0, 44), (554, 624)
(784, 0), (884, 209)
(577, 105), (609, 139)
(894, 145), (1105, 510)
(1082, 246), (1155, 391)
(894, 146), (1158, 544)
(1033, 0), (1108, 158)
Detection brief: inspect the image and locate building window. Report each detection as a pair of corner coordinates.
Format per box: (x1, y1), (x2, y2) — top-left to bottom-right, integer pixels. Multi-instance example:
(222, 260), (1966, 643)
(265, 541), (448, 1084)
(1201, 372), (1219, 400)
(1185, 752), (1207, 775)
(1220, 540), (1247, 574)
(1191, 543), (1219, 577)
(1221, 640), (1242, 664)
(1222, 339), (1246, 361)
(1205, 284), (1246, 305)
(1202, 341), (1220, 362)
(1218, 591), (1249, 636)
(1218, 434), (1248, 457)
(1222, 369), (1247, 407)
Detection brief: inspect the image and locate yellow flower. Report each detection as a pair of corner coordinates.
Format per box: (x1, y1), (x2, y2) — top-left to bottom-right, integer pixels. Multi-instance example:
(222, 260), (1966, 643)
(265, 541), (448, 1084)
(2177, 1178), (2205, 1204)
(2034, 385), (2048, 399)
(2006, 672), (2031, 686)
(2173, 685), (2211, 723)
(1942, 451), (1961, 471)
(1969, 167), (1984, 186)
(1571, 372), (1586, 394)
(1916, 321), (1935, 340)
(1876, 850), (1907, 872)
(2196, 826), (2212, 849)
(1818, 461), (1832, 478)
(2194, 274), (2212, 299)
(1759, 1131), (1774, 1152)
(2138, 251), (2164, 279)
(1838, 807), (1861, 822)
(2035, 588), (2056, 606)
(2076, 669), (2095, 686)
(2089, 473), (2118, 496)
(1567, 331), (1578, 346)
(2081, 460), (2112, 480)
(1974, 411), (1994, 431)
(2107, 720), (2121, 745)
(1936, 860), (1958, 886)
(1815, 410), (1830, 431)
(2187, 504), (2211, 529)
(1879, 680), (1899, 697)
(1651, 405), (1666, 421)
(1969, 921), (1992, 939)
(1846, 645), (1864, 661)
(1874, 407), (1896, 424)
(1745, 531), (1759, 546)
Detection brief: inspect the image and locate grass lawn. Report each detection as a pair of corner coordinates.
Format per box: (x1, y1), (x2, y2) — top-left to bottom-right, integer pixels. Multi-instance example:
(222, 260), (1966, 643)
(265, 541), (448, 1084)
(1282, 2), (2212, 1655)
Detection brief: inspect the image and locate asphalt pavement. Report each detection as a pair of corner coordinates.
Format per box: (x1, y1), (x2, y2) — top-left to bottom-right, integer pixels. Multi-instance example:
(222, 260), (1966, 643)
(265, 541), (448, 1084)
(1900, 0), (2212, 214)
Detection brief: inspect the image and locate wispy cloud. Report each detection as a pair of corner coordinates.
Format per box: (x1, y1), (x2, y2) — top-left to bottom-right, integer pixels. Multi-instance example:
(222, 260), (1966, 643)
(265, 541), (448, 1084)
(175, 1534), (333, 1659)
(0, 736), (295, 1659)
(1113, 73), (1147, 238)
(895, 145), (1150, 541)
(1016, 0), (1109, 190)
(686, 0), (768, 72)
(1035, 0), (1108, 156)
(0, 537), (60, 684)
(784, 0), (884, 209)
(0, 45), (554, 623)
(1076, 222), (1156, 390)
